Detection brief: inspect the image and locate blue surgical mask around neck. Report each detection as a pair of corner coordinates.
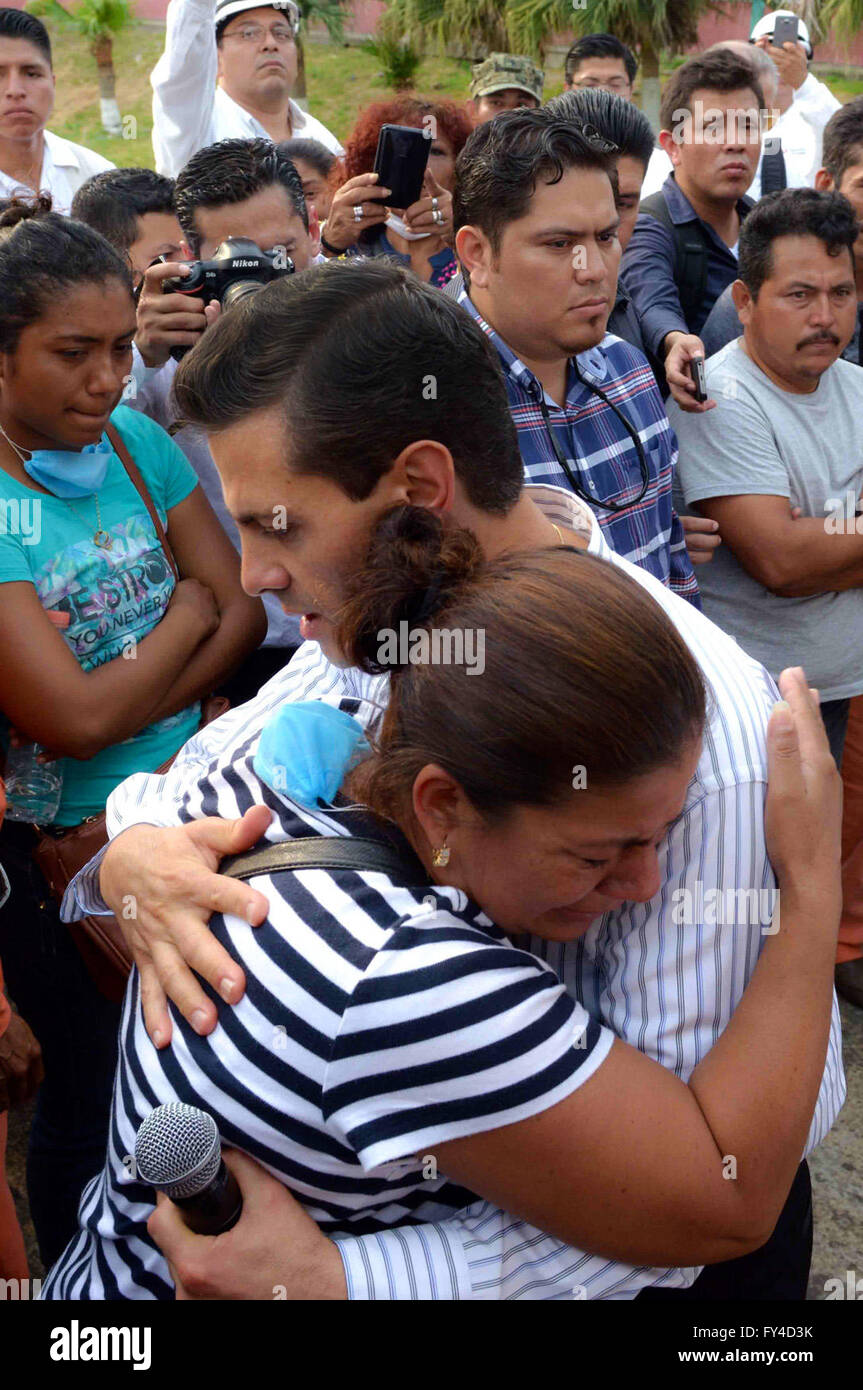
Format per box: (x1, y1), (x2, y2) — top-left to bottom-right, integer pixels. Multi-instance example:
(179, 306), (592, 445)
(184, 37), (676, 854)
(20, 437), (113, 499)
(254, 701), (372, 809)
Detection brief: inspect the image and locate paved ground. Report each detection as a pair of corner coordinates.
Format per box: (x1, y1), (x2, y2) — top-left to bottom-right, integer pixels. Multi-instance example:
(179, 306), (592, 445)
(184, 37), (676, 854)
(6, 1000), (862, 1295)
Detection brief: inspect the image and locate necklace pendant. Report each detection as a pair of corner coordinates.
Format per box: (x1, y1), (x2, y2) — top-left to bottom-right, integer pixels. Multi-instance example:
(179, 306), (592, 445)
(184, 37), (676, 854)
(93, 529), (112, 550)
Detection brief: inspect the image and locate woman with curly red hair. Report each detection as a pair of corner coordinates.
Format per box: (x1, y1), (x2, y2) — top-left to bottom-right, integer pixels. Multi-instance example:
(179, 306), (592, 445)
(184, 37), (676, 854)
(319, 97), (471, 288)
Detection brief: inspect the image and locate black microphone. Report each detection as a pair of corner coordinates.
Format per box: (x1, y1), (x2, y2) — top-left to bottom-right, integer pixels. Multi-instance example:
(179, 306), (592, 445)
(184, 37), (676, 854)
(135, 1102), (242, 1235)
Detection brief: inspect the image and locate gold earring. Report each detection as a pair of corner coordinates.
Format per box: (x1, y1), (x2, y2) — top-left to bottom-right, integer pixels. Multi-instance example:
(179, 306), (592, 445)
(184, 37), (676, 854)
(432, 842), (451, 867)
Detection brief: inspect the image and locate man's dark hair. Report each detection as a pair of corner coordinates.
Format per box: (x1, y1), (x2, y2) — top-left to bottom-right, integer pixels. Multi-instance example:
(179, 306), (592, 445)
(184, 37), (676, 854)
(174, 259), (524, 515)
(71, 168), (176, 254)
(822, 97), (863, 189)
(546, 87), (654, 172)
(565, 33), (637, 86)
(738, 188), (859, 299)
(0, 8), (51, 63)
(453, 107), (616, 259)
(277, 138), (337, 180)
(175, 138), (308, 254)
(660, 49), (765, 133)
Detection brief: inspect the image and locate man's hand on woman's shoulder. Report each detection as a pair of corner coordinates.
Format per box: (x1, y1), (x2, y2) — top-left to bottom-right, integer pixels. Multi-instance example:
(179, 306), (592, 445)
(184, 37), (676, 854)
(101, 806), (273, 1046)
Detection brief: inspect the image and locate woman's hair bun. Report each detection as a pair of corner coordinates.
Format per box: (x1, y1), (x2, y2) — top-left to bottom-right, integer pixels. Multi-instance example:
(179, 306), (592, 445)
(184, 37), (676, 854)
(336, 505), (485, 674)
(0, 194), (54, 236)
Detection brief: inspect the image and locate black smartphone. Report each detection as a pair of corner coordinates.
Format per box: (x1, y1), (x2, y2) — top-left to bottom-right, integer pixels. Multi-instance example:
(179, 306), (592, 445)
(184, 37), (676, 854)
(373, 124), (431, 209)
(689, 356), (708, 403)
(772, 14), (799, 48)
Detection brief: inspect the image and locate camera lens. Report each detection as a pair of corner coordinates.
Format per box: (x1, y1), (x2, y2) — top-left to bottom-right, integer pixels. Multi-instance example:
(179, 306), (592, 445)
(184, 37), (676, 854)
(221, 279), (265, 309)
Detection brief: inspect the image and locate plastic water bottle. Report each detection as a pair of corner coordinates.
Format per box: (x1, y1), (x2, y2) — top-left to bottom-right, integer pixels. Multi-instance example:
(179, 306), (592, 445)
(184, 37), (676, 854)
(3, 742), (62, 823)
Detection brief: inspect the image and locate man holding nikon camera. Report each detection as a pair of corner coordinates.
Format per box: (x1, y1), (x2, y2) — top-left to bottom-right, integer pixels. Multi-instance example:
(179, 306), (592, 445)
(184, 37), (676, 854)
(131, 139), (319, 700)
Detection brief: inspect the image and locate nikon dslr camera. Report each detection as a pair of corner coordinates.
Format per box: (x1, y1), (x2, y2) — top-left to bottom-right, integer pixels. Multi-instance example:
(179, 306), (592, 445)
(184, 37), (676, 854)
(161, 237), (294, 359)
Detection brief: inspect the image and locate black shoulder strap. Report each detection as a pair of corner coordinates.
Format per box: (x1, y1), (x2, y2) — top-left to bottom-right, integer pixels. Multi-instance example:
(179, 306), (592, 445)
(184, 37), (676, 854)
(221, 835), (429, 887)
(639, 189), (710, 333)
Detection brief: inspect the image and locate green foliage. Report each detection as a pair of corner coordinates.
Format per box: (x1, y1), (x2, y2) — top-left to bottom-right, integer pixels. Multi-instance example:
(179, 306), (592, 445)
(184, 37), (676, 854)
(383, 0), (717, 59)
(27, 0), (133, 40)
(297, 0), (347, 45)
(381, 0), (508, 57)
(509, 0), (713, 57)
(820, 0), (863, 40)
(364, 32), (423, 88)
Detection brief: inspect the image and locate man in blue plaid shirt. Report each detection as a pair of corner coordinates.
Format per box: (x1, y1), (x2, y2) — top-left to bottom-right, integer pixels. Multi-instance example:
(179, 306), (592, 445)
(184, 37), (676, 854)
(453, 107), (701, 606)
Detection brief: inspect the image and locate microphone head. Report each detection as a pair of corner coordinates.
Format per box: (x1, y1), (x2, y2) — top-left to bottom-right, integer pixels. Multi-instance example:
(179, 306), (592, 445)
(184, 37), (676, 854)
(135, 1102), (221, 1199)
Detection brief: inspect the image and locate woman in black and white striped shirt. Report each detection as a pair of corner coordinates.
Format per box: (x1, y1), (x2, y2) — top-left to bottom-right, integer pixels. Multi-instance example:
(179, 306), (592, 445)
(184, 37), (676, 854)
(44, 510), (841, 1299)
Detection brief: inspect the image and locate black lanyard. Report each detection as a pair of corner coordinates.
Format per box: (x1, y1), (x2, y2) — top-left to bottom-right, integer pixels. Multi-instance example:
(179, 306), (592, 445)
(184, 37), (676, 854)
(538, 366), (651, 514)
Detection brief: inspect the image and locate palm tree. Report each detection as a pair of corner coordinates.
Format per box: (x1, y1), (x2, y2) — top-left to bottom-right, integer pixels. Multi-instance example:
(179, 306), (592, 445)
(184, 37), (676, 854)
(294, 0), (348, 108)
(817, 0), (859, 39)
(27, 0), (133, 135)
(379, 0), (509, 58)
(384, 0), (719, 129)
(506, 0), (717, 129)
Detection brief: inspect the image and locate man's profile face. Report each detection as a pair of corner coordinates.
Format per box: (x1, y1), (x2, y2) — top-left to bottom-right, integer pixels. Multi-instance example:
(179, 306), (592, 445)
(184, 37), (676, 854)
(663, 86), (762, 200)
(462, 164), (620, 362)
(817, 156), (863, 276)
(216, 5), (297, 104)
(737, 233), (857, 388)
(470, 89), (538, 125)
(191, 182), (317, 264)
(566, 56), (632, 99)
(0, 37), (54, 142)
(614, 153), (645, 251)
(209, 404), (407, 664)
(128, 211), (184, 287)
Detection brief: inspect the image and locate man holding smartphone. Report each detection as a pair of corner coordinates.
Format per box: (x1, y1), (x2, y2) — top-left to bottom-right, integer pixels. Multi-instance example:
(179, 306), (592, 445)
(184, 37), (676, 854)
(749, 10), (840, 200)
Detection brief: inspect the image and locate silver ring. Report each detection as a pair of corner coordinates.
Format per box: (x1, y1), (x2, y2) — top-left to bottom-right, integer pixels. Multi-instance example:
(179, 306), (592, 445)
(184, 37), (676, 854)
(353, 204), (363, 223)
(431, 196), (439, 212)
(432, 208), (444, 226)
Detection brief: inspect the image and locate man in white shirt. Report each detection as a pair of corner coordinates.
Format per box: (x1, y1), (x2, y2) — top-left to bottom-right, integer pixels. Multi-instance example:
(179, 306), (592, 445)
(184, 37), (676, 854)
(151, 0), (342, 179)
(0, 9), (113, 215)
(749, 10), (841, 199)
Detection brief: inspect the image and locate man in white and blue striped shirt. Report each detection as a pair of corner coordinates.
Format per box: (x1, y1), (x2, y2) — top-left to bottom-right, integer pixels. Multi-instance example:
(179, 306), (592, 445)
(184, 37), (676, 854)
(50, 263), (844, 1300)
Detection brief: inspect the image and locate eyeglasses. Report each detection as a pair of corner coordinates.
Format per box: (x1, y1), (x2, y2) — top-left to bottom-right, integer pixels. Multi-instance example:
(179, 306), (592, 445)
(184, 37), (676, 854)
(0, 860), (9, 911)
(571, 77), (631, 92)
(224, 22), (295, 42)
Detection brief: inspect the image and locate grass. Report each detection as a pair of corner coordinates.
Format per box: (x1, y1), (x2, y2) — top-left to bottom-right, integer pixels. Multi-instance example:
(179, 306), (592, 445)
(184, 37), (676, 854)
(44, 18), (862, 171)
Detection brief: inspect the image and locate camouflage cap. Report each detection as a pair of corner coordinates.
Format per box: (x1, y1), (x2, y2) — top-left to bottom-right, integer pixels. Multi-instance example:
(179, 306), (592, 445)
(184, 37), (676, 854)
(470, 53), (544, 103)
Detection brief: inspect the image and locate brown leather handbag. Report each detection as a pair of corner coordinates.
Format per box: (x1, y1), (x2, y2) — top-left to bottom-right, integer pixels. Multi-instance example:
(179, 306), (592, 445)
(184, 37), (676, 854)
(30, 423), (229, 1002)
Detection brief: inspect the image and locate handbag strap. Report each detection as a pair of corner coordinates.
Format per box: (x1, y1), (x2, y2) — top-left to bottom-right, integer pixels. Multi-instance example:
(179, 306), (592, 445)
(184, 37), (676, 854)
(221, 835), (429, 886)
(106, 422), (179, 582)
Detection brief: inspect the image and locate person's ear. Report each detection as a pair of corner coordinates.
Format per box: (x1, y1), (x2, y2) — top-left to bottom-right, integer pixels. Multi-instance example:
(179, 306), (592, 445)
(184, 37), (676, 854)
(658, 128), (682, 169)
(814, 168), (834, 192)
(455, 223), (494, 290)
(411, 764), (477, 877)
(731, 278), (753, 324)
(179, 238), (195, 260)
(385, 440), (457, 516)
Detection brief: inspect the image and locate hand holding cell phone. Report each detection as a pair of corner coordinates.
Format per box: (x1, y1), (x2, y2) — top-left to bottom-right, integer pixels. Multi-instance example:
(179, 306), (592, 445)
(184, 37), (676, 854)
(372, 124), (432, 209)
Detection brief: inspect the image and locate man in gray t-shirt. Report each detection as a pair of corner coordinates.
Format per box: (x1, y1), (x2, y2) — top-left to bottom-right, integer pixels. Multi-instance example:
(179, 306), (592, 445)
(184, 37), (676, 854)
(670, 188), (863, 766)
